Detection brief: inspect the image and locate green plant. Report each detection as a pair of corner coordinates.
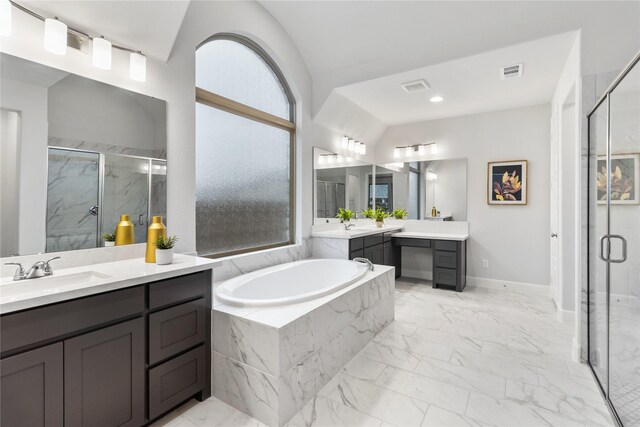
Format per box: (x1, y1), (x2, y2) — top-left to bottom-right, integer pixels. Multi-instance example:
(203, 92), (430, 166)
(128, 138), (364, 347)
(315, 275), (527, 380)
(101, 231), (116, 242)
(156, 235), (178, 250)
(373, 208), (389, 223)
(336, 208), (356, 222)
(391, 208), (409, 219)
(360, 207), (375, 219)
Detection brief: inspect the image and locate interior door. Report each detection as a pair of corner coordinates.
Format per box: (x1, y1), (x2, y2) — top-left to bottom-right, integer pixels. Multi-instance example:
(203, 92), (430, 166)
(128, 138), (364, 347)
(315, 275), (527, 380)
(607, 60), (640, 426)
(549, 109), (560, 307)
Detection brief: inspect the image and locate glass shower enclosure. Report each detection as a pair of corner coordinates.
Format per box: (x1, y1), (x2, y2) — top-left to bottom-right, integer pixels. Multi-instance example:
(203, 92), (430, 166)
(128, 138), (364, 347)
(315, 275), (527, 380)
(46, 148), (167, 252)
(588, 52), (640, 426)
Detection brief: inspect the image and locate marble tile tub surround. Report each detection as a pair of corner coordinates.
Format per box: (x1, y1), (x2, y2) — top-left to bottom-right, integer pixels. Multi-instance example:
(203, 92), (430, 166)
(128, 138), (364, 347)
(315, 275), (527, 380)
(212, 266), (395, 426)
(156, 278), (613, 427)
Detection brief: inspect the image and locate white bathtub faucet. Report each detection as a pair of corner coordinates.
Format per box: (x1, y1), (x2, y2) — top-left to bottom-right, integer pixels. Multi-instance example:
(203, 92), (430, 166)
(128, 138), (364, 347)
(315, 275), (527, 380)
(353, 257), (374, 271)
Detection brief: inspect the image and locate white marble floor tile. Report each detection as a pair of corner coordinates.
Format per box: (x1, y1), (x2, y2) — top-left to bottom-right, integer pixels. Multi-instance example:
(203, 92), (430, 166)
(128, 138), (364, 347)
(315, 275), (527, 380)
(323, 373), (429, 426)
(154, 278), (613, 427)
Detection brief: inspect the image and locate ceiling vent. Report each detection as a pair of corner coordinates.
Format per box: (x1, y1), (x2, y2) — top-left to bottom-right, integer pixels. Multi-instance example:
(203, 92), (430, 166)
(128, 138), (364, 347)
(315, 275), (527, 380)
(401, 79), (430, 93)
(500, 63), (523, 79)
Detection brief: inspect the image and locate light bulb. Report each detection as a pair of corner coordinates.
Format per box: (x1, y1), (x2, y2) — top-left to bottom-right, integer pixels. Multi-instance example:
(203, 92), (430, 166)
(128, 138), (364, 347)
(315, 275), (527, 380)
(348, 139), (355, 152)
(92, 37), (112, 70)
(327, 155), (335, 164)
(393, 148), (400, 158)
(354, 142), (361, 154)
(405, 146), (413, 157)
(318, 156), (325, 165)
(431, 143), (438, 154)
(130, 51), (146, 82)
(44, 18), (67, 55)
(341, 136), (348, 149)
(336, 155), (343, 163)
(361, 144), (366, 155)
(1, 0), (11, 37)
(418, 145), (425, 155)
(430, 96), (444, 103)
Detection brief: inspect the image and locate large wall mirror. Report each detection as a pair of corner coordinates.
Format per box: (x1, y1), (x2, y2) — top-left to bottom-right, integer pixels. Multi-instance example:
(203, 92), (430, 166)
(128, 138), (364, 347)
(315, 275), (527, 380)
(1, 53), (167, 257)
(313, 147), (373, 223)
(376, 158), (467, 220)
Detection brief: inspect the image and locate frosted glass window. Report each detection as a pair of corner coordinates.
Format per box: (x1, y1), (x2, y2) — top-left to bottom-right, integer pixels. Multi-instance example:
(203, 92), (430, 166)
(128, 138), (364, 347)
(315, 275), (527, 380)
(196, 39), (291, 120)
(195, 104), (291, 256)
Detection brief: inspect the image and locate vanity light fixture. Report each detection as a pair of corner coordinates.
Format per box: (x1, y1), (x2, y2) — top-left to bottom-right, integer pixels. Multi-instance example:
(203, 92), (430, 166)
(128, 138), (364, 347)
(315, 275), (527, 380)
(44, 17), (67, 55)
(92, 36), (112, 70)
(341, 136), (349, 149)
(340, 135), (366, 156)
(430, 96), (444, 103)
(394, 142), (437, 159)
(360, 143), (366, 155)
(6, 1), (148, 82)
(130, 51), (147, 82)
(1, 0), (11, 36)
(348, 138), (355, 152)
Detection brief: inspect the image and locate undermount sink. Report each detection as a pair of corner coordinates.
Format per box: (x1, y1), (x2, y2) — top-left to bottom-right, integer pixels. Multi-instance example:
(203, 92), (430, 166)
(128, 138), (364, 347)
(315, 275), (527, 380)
(0, 271), (112, 301)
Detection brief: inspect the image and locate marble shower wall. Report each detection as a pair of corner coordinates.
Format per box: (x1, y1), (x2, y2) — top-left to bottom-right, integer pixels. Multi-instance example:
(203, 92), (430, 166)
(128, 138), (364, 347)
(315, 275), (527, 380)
(50, 136), (166, 160)
(46, 149), (100, 252)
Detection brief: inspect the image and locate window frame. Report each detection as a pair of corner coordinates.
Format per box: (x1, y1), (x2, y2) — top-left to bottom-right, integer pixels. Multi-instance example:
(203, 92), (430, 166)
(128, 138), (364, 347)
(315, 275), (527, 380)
(195, 33), (296, 258)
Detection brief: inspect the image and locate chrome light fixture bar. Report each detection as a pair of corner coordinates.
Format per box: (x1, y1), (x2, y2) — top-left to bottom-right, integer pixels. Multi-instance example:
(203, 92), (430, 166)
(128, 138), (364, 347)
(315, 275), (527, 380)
(6, 1), (147, 81)
(393, 142), (437, 158)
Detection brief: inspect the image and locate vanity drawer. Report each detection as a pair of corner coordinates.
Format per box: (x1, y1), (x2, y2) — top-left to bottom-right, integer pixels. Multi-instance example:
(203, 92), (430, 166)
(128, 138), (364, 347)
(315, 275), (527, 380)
(149, 272), (207, 310)
(383, 232), (393, 243)
(148, 345), (206, 420)
(1, 286), (144, 354)
(364, 234), (383, 248)
(434, 267), (456, 286)
(149, 299), (206, 365)
(434, 240), (457, 252)
(349, 237), (364, 252)
(434, 251), (457, 269)
(393, 237), (431, 248)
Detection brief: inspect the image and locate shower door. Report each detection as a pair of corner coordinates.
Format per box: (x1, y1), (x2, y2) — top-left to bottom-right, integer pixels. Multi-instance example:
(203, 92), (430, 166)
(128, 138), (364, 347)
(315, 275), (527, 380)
(588, 52), (640, 427)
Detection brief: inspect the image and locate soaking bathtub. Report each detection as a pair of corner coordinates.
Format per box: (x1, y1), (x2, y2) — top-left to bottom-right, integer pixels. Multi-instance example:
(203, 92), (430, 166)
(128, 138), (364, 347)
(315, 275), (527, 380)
(215, 258), (368, 307)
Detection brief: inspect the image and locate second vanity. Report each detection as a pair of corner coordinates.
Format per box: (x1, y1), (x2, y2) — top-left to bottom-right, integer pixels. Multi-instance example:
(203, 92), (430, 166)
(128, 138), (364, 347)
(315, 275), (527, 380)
(0, 254), (216, 427)
(313, 220), (469, 291)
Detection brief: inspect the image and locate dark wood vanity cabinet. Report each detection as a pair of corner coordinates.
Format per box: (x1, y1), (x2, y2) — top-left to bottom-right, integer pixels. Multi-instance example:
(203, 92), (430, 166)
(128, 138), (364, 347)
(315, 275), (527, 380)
(0, 269), (212, 427)
(349, 232), (395, 267)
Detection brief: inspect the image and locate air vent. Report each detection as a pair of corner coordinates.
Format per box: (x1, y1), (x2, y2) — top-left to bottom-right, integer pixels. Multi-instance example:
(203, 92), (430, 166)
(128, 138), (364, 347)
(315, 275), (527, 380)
(500, 63), (523, 79)
(401, 79), (430, 93)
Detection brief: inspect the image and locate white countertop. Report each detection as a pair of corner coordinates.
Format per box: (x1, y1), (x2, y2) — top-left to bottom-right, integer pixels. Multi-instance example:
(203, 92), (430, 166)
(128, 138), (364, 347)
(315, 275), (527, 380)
(311, 225), (404, 239)
(391, 231), (469, 241)
(0, 254), (216, 314)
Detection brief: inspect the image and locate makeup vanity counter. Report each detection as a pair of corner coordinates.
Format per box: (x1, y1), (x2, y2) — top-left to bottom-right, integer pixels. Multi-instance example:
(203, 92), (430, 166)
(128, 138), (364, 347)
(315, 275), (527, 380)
(312, 220), (469, 291)
(0, 254), (216, 426)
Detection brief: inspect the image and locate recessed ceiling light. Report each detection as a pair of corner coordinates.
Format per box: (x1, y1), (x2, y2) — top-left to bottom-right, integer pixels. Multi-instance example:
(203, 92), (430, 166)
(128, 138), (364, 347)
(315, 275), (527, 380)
(430, 96), (443, 103)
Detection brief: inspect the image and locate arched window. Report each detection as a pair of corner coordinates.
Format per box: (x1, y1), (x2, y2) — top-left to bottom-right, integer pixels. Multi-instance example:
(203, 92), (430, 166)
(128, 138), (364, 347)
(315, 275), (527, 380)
(195, 34), (295, 257)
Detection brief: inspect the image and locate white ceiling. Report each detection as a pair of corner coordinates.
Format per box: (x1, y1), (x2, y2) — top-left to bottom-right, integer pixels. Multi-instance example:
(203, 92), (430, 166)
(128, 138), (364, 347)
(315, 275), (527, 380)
(1, 53), (69, 87)
(335, 32), (577, 125)
(19, 0), (191, 61)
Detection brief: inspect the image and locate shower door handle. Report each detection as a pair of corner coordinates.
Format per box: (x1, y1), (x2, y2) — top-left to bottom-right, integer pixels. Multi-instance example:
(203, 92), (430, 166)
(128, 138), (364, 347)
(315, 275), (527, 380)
(138, 214), (145, 225)
(599, 234), (628, 263)
(608, 235), (627, 264)
(89, 205), (99, 216)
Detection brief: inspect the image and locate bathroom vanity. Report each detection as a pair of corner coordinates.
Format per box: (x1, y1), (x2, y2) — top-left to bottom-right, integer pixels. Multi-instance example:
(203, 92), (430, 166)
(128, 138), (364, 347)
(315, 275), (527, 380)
(312, 221), (469, 291)
(0, 256), (214, 427)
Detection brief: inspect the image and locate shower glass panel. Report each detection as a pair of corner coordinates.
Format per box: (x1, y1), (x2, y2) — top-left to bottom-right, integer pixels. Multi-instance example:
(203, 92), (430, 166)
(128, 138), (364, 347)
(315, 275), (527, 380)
(150, 159), (168, 225)
(589, 99), (609, 394)
(46, 149), (100, 252)
(608, 60), (640, 427)
(588, 52), (640, 427)
(102, 155), (150, 244)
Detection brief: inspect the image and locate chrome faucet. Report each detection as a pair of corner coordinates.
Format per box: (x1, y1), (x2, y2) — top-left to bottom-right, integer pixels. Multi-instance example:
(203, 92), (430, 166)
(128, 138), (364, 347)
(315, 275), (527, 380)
(344, 222), (356, 231)
(5, 257), (60, 281)
(353, 257), (374, 271)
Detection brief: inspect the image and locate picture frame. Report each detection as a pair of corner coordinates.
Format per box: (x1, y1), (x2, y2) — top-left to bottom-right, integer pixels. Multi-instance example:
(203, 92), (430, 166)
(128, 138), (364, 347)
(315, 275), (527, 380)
(487, 160), (528, 205)
(596, 154), (639, 205)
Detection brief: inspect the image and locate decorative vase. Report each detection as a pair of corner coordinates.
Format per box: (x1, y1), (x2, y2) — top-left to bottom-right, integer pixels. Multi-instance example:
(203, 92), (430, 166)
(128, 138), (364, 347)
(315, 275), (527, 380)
(156, 248), (174, 265)
(115, 214), (135, 246)
(376, 221), (384, 228)
(431, 206), (438, 217)
(104, 241), (115, 247)
(145, 216), (167, 263)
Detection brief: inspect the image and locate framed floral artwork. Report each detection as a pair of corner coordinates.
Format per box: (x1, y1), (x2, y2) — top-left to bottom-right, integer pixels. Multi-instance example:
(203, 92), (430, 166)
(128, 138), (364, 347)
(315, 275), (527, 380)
(487, 160), (527, 205)
(597, 154), (639, 204)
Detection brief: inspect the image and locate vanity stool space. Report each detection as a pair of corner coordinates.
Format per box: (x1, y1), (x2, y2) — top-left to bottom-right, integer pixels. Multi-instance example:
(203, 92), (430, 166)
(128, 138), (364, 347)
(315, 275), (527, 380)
(0, 270), (212, 427)
(392, 234), (467, 292)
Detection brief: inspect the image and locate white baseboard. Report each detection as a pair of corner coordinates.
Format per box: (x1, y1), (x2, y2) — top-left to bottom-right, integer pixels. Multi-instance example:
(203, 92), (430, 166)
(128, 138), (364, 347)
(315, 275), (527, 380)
(556, 308), (575, 323)
(466, 276), (548, 295)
